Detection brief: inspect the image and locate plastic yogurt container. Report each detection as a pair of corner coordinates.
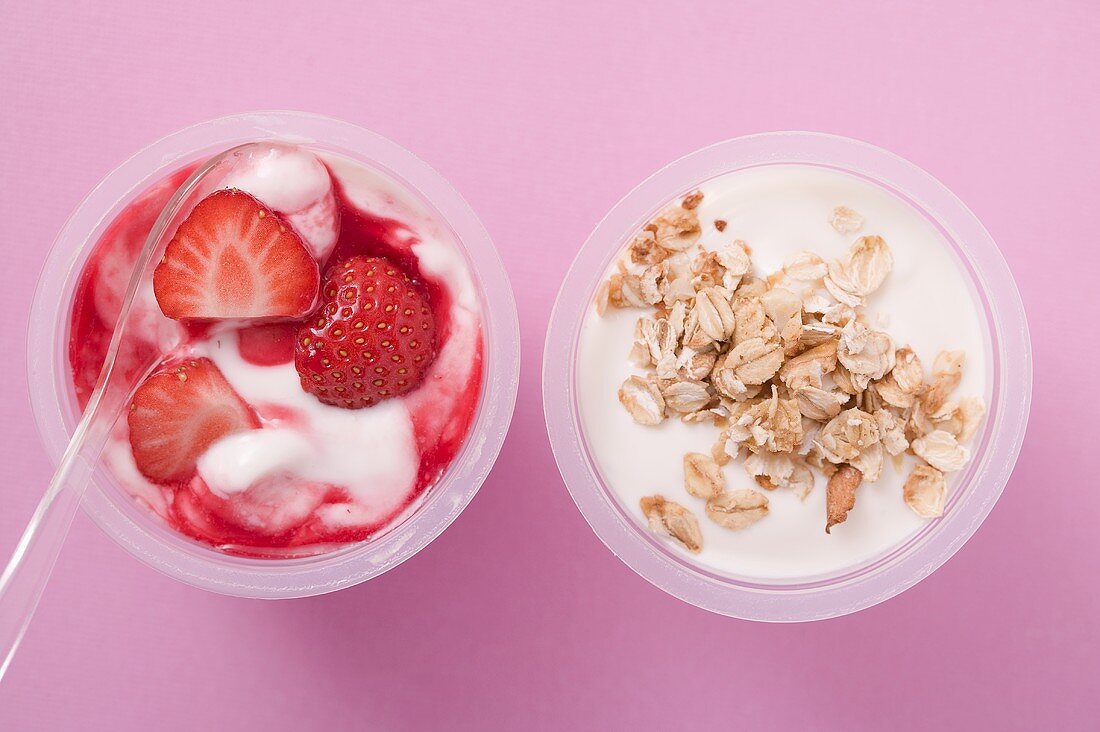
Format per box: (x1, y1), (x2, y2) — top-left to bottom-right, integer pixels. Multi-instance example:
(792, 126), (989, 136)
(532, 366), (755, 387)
(28, 112), (520, 598)
(543, 132), (1030, 621)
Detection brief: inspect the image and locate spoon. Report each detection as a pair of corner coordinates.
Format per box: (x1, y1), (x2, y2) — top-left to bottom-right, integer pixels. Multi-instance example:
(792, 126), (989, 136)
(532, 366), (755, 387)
(0, 143), (260, 681)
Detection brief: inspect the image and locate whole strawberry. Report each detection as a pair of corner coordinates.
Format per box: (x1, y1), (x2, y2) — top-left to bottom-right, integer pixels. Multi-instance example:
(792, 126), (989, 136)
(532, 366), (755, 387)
(294, 256), (436, 408)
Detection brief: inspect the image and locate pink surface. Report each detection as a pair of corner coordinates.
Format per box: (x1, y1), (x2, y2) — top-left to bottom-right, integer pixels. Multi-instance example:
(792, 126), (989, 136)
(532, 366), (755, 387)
(0, 1), (1095, 729)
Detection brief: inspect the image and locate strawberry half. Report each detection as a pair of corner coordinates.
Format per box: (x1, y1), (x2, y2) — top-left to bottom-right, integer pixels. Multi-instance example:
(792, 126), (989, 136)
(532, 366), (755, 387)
(128, 358), (259, 483)
(153, 189), (319, 320)
(294, 256), (436, 408)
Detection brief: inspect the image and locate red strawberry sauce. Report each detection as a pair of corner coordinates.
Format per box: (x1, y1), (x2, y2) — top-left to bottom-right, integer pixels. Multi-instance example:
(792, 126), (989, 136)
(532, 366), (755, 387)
(68, 160), (484, 556)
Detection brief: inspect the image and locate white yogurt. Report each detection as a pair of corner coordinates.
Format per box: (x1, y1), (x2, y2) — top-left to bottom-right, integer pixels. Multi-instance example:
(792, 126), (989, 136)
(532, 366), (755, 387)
(195, 332), (419, 527)
(221, 143), (339, 262)
(576, 165), (990, 580)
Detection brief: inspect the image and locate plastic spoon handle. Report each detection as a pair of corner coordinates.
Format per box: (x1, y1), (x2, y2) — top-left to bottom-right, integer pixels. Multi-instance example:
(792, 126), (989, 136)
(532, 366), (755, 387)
(0, 385), (120, 679)
(0, 144), (250, 683)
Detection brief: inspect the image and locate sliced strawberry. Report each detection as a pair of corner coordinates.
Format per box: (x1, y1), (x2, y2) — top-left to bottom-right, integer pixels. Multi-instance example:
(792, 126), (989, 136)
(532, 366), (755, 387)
(153, 189), (319, 320)
(128, 358), (259, 483)
(237, 322), (298, 366)
(294, 256), (437, 408)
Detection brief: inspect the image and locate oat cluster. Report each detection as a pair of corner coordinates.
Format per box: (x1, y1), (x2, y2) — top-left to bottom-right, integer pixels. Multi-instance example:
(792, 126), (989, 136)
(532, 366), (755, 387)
(600, 193), (986, 554)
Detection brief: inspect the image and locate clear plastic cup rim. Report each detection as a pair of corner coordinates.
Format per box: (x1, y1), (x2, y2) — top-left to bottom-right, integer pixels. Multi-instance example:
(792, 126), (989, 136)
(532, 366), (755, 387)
(543, 132), (1031, 622)
(27, 111), (520, 599)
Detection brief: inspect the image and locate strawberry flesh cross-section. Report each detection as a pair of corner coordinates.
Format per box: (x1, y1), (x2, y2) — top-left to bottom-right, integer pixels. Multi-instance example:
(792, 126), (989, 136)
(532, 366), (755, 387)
(128, 358), (260, 484)
(153, 189), (320, 320)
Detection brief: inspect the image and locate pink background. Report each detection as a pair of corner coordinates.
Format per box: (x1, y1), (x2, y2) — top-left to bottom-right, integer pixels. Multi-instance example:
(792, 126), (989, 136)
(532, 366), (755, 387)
(0, 1), (1096, 729)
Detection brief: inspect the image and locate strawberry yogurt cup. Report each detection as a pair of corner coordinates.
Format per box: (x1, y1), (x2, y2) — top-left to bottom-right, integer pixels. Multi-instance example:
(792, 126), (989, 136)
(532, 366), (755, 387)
(28, 112), (519, 597)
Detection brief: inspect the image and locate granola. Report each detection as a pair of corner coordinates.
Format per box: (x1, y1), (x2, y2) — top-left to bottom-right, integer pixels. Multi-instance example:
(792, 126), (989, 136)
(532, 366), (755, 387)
(602, 193), (986, 549)
(640, 495), (703, 553)
(903, 464), (946, 518)
(829, 206), (865, 234)
(826, 465), (862, 534)
(675, 457), (720, 505)
(618, 375), (664, 426)
(706, 489), (770, 530)
(911, 430), (971, 473)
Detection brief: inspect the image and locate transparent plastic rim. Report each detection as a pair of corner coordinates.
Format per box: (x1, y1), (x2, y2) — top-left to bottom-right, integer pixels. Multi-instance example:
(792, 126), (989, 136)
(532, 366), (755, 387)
(27, 111), (520, 598)
(543, 132), (1031, 622)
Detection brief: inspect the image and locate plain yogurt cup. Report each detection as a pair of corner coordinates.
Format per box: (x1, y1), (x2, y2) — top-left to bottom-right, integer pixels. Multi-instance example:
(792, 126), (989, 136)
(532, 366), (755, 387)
(543, 132), (1030, 621)
(28, 112), (520, 598)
